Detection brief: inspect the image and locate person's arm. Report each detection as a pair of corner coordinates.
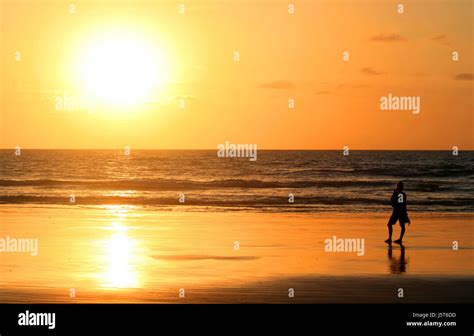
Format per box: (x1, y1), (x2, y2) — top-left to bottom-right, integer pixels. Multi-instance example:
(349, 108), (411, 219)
(390, 191), (397, 208)
(405, 192), (411, 224)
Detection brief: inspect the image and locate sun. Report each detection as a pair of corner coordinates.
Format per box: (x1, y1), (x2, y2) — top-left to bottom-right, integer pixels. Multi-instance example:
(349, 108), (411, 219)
(78, 32), (166, 106)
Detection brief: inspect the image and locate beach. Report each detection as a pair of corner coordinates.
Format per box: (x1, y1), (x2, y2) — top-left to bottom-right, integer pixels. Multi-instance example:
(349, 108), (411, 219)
(1, 1), (473, 330)
(1, 205), (472, 303)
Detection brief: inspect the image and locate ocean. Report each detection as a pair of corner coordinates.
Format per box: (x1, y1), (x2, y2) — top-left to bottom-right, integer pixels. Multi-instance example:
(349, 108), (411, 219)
(1, 150), (473, 212)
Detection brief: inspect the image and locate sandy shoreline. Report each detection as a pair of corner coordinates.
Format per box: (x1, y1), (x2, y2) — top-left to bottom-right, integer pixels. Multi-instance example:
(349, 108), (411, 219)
(0, 206), (472, 303)
(1, 275), (473, 304)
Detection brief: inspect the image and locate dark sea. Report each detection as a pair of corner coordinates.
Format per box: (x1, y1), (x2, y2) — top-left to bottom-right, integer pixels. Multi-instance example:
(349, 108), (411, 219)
(1, 150), (473, 212)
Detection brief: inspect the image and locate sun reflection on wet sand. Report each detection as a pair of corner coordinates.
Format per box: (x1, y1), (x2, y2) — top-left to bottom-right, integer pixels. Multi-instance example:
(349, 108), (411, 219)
(1, 206), (473, 303)
(98, 212), (142, 289)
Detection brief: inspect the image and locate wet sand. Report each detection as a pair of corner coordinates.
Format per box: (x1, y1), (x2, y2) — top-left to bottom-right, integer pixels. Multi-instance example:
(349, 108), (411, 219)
(0, 205), (472, 303)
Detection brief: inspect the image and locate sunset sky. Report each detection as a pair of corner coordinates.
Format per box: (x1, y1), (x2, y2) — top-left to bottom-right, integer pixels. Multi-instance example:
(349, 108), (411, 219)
(1, 0), (472, 149)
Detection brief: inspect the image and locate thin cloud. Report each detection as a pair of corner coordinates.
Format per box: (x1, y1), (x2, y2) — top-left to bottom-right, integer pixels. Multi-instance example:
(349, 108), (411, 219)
(371, 33), (407, 42)
(453, 73), (473, 81)
(259, 80), (294, 89)
(412, 72), (428, 77)
(337, 83), (370, 89)
(144, 95), (198, 105)
(361, 67), (384, 76)
(431, 34), (450, 46)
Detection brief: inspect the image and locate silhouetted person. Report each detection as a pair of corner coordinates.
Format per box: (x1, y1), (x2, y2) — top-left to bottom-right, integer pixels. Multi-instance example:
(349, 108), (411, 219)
(385, 181), (411, 244)
(387, 243), (407, 274)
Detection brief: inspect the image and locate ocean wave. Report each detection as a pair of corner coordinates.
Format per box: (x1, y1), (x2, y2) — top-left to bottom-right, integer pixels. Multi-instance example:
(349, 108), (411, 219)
(1, 194), (472, 208)
(1, 178), (469, 196)
(350, 167), (474, 178)
(0, 178), (457, 190)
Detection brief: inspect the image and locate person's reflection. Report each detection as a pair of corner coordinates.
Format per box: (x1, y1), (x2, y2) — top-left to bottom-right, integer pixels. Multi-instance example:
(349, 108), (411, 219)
(387, 243), (407, 274)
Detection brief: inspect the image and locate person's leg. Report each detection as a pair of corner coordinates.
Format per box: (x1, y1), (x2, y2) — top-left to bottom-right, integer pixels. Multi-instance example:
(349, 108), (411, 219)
(399, 222), (406, 240)
(394, 222), (406, 243)
(386, 213), (396, 242)
(386, 223), (393, 242)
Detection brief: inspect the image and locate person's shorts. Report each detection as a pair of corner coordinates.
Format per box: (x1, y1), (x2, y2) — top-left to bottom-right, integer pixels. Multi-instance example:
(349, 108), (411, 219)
(388, 212), (410, 225)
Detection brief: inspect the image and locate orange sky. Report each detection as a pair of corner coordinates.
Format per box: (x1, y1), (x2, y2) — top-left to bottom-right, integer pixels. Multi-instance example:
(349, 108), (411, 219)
(1, 0), (472, 149)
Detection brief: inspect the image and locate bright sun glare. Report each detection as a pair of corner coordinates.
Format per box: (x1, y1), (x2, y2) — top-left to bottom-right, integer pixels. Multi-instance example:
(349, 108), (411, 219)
(79, 32), (166, 106)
